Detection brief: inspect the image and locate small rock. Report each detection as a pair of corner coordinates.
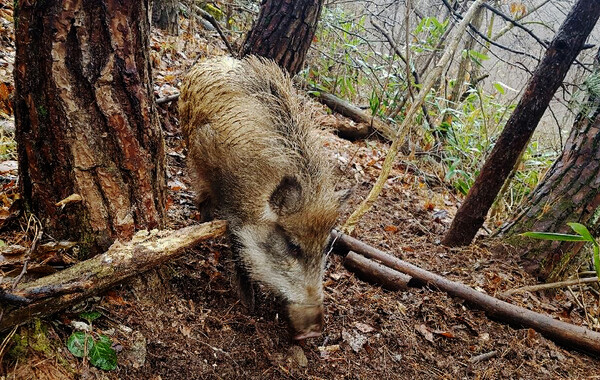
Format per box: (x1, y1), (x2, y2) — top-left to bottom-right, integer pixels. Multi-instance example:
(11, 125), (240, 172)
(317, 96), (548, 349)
(342, 328), (367, 353)
(70, 321), (91, 332)
(288, 345), (308, 367)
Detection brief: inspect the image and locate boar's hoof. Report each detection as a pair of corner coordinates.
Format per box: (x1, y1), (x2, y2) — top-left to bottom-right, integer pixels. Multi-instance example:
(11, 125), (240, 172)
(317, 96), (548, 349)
(235, 266), (256, 312)
(288, 303), (324, 340)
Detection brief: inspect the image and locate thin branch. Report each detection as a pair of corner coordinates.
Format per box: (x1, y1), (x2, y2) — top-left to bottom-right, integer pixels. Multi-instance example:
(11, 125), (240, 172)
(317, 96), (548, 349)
(500, 277), (599, 297)
(156, 93), (180, 105)
(193, 5), (236, 57)
(371, 18), (433, 128)
(481, 2), (590, 72)
(440, 0), (541, 62)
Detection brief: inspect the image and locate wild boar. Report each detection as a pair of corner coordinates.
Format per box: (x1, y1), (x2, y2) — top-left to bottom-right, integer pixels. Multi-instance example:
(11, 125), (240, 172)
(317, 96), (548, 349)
(179, 56), (345, 340)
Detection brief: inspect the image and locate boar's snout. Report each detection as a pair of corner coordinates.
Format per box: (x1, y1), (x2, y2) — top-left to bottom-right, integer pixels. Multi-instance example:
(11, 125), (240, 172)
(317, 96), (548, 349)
(288, 303), (324, 340)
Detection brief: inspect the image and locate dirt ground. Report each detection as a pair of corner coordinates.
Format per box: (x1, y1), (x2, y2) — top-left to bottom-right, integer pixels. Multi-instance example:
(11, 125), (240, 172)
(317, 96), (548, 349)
(1, 3), (600, 379)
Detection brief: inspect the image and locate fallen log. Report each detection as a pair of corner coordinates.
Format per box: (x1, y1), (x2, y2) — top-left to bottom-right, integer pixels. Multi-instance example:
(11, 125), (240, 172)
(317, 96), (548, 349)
(343, 251), (412, 291)
(313, 91), (396, 140)
(330, 230), (600, 356)
(0, 220), (227, 332)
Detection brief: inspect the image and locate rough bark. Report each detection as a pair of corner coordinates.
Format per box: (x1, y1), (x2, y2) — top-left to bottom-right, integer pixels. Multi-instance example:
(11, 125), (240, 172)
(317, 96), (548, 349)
(14, 0), (167, 255)
(500, 93), (600, 279)
(442, 0), (600, 247)
(331, 230), (600, 356)
(343, 251), (412, 291)
(152, 0), (179, 35)
(240, 0), (323, 75)
(0, 221), (227, 332)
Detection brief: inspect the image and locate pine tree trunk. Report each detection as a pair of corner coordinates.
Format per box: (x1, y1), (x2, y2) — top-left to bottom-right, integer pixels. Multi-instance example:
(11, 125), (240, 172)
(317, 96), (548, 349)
(152, 0), (179, 36)
(240, 0), (323, 76)
(441, 0), (600, 247)
(14, 0), (166, 256)
(501, 97), (600, 280)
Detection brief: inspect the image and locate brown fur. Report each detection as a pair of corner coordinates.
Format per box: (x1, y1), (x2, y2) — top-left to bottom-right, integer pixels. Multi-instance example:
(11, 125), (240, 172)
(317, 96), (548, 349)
(179, 56), (343, 338)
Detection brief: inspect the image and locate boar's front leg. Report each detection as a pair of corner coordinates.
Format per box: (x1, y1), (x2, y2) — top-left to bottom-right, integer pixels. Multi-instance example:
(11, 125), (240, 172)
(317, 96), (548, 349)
(234, 264), (256, 312)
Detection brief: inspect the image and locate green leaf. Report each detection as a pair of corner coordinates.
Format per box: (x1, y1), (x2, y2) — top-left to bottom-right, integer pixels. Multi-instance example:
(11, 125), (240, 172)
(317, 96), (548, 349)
(67, 332), (94, 358)
(80, 311), (102, 323)
(567, 222), (595, 242)
(521, 232), (588, 242)
(493, 82), (505, 95)
(89, 335), (117, 371)
(468, 50), (489, 61)
(593, 243), (600, 279)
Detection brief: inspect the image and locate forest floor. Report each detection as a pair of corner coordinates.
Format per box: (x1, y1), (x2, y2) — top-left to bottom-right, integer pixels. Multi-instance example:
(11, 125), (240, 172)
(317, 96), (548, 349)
(1, 3), (600, 379)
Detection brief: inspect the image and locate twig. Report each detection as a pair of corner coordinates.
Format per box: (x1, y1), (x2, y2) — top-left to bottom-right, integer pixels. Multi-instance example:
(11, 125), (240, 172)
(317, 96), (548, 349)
(481, 2), (590, 72)
(501, 277), (599, 297)
(193, 6), (236, 57)
(0, 325), (18, 362)
(156, 93), (180, 105)
(440, 0), (539, 61)
(371, 18), (433, 129)
(12, 218), (42, 290)
(469, 350), (497, 363)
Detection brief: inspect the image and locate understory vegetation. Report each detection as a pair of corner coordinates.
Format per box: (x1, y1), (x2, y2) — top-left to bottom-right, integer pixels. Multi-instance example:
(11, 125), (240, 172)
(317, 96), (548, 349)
(301, 4), (571, 226)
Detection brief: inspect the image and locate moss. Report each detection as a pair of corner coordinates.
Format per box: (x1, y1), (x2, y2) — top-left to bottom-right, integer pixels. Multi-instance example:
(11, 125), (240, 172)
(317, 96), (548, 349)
(7, 320), (52, 359)
(8, 330), (28, 359)
(30, 319), (52, 354)
(37, 104), (48, 118)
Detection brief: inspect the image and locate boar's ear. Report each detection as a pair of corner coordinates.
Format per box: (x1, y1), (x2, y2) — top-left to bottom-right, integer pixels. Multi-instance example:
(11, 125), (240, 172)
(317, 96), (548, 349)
(269, 176), (303, 216)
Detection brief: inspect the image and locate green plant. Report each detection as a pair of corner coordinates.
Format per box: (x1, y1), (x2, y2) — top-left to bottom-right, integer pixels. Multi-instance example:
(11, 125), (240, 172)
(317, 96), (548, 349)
(523, 222), (600, 278)
(66, 311), (117, 371)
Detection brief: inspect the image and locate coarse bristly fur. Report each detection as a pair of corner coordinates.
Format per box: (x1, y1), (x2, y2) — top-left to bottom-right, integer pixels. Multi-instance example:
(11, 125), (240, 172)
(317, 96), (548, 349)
(179, 56), (344, 337)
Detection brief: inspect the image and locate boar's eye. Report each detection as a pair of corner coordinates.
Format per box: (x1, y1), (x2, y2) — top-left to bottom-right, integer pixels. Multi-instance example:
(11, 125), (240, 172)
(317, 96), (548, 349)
(286, 239), (303, 258)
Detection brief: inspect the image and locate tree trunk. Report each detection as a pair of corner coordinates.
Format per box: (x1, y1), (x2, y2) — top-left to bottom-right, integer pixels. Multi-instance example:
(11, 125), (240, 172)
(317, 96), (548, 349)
(240, 0), (323, 76)
(14, 0), (167, 256)
(152, 0), (179, 36)
(500, 88), (600, 280)
(442, 0), (600, 247)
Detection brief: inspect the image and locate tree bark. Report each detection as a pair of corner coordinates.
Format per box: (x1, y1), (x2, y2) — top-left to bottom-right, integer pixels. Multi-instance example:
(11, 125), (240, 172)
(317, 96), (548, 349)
(343, 251), (412, 291)
(499, 89), (600, 279)
(152, 0), (179, 36)
(442, 0), (600, 247)
(0, 221), (227, 332)
(14, 0), (167, 255)
(240, 0), (323, 76)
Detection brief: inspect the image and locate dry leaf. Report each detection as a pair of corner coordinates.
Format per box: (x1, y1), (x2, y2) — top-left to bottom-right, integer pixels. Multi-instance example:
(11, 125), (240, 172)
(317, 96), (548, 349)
(433, 330), (455, 339)
(415, 324), (434, 342)
(354, 322), (375, 334)
(55, 193), (83, 207)
(384, 225), (398, 233)
(424, 201), (435, 211)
